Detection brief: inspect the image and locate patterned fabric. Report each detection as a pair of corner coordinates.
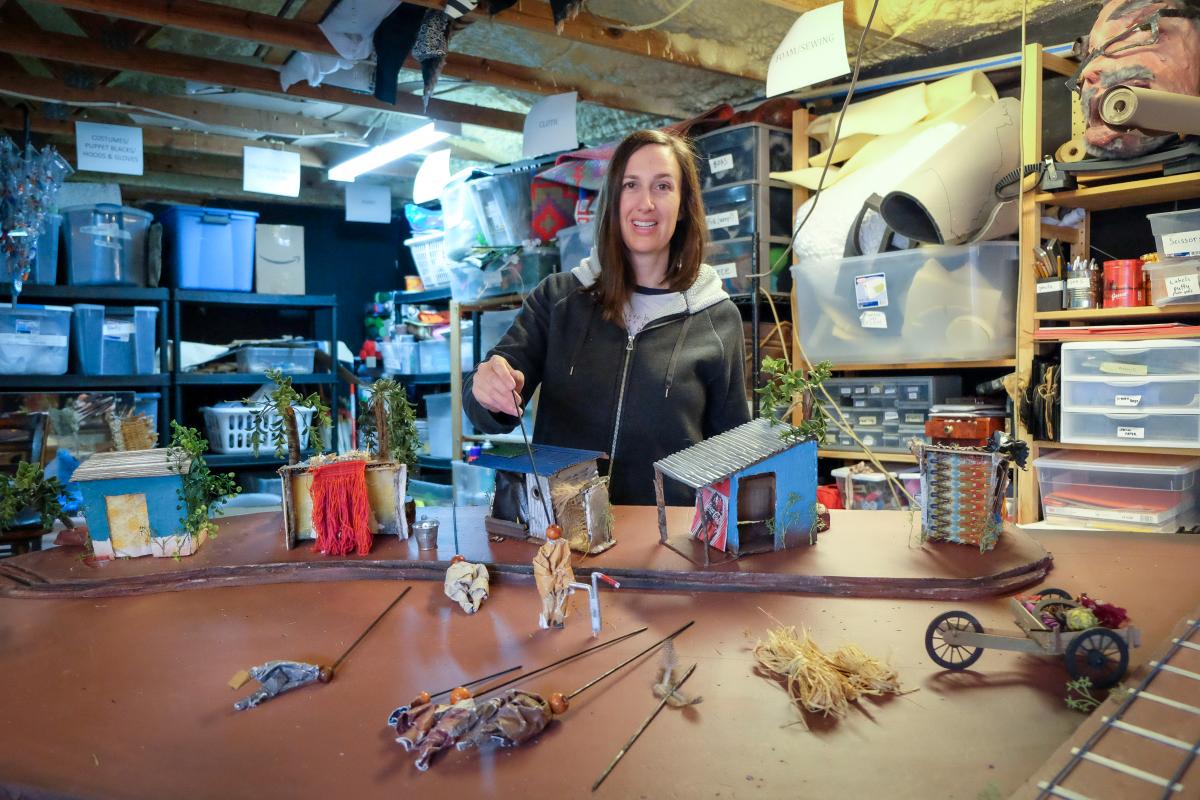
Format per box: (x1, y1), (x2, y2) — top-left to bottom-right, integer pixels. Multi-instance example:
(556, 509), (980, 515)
(413, 9), (450, 110)
(689, 478), (730, 551)
(530, 177), (579, 241)
(443, 0), (477, 18)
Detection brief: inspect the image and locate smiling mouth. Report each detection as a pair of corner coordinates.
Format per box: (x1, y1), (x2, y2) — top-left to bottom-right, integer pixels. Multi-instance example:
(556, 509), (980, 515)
(631, 220), (657, 229)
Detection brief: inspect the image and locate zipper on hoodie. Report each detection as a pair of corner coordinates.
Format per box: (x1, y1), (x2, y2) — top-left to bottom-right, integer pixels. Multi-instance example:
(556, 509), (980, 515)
(606, 316), (681, 489)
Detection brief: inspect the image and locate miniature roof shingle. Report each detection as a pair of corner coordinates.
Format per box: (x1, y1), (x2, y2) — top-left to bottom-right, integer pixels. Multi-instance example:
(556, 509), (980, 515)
(654, 418), (797, 489)
(471, 443), (606, 477)
(71, 448), (192, 482)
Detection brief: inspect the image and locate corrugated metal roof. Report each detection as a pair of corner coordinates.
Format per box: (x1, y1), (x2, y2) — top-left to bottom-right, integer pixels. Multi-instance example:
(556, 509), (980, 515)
(71, 448), (191, 482)
(653, 418), (794, 489)
(471, 444), (606, 477)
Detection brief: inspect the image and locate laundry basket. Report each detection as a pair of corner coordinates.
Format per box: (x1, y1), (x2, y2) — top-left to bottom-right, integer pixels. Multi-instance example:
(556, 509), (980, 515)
(202, 403), (314, 454)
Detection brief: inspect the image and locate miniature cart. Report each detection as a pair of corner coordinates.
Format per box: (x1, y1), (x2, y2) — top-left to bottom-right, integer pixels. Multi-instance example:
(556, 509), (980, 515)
(924, 588), (1141, 688)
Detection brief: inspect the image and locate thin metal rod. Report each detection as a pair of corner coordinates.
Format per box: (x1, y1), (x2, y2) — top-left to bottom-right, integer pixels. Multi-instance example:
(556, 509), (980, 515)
(475, 626), (648, 699)
(592, 663), (697, 792)
(514, 388), (554, 522)
(330, 586), (410, 674)
(428, 665), (523, 700)
(568, 621), (695, 701)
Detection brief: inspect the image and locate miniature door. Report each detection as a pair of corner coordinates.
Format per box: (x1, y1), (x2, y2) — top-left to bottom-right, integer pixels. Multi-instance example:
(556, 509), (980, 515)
(735, 473), (776, 555)
(105, 493), (153, 557)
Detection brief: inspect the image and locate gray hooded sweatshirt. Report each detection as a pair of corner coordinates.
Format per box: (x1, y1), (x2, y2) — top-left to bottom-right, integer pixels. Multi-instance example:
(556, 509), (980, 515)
(463, 254), (750, 505)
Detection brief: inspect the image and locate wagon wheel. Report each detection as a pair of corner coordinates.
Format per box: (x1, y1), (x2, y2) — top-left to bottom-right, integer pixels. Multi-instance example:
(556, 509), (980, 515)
(1065, 628), (1129, 689)
(1034, 597), (1081, 623)
(1037, 587), (1073, 599)
(925, 611), (985, 671)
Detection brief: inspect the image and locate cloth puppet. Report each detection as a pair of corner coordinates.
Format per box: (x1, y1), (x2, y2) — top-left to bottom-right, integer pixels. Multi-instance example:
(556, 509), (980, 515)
(444, 556), (490, 614)
(1077, 0), (1200, 158)
(456, 690), (554, 750)
(372, 4), (426, 104)
(414, 699), (479, 771)
(532, 531), (574, 629)
(412, 9), (452, 111)
(233, 660), (324, 711)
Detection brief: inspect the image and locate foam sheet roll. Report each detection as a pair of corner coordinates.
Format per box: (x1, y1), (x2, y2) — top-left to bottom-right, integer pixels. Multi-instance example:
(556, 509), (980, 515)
(1100, 85), (1200, 136)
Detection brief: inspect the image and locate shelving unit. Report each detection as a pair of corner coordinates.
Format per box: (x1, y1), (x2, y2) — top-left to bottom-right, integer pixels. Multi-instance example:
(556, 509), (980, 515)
(390, 287), (456, 479)
(448, 293), (524, 462)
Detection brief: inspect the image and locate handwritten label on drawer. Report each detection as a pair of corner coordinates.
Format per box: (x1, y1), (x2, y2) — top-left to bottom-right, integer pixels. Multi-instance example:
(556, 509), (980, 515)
(708, 154), (734, 174)
(859, 310), (887, 329)
(1036, 280), (1064, 294)
(884, 410), (899, 421)
(706, 210), (739, 229)
(868, 385), (883, 395)
(1100, 361), (1148, 376)
(1165, 273), (1200, 298)
(103, 320), (134, 341)
(1161, 229), (1200, 256)
(904, 413), (924, 423)
(906, 390), (920, 400)
(712, 262), (738, 279)
(1114, 394), (1142, 407)
(857, 415), (878, 426)
(1117, 426), (1145, 439)
(1065, 276), (1091, 290)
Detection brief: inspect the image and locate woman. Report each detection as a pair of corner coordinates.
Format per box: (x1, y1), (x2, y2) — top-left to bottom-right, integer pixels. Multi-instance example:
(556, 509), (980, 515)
(464, 128), (749, 505)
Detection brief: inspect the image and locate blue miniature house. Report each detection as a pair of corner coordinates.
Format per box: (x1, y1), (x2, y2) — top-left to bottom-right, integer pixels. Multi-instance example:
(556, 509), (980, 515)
(653, 418), (820, 558)
(71, 448), (198, 559)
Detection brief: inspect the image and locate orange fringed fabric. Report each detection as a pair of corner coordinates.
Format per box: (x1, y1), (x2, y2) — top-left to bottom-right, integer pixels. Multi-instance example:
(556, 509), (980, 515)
(309, 459), (372, 556)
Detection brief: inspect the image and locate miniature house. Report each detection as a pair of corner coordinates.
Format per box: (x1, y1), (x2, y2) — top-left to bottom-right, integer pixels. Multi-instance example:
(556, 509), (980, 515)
(653, 418), (821, 559)
(472, 444), (614, 554)
(72, 448), (199, 559)
(278, 458), (408, 550)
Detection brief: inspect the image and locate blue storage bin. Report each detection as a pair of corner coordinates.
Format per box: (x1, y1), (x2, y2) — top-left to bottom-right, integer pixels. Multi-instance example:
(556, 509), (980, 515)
(72, 303), (159, 375)
(0, 304), (72, 374)
(161, 205), (258, 291)
(22, 213), (62, 285)
(61, 204), (152, 286)
(133, 392), (161, 428)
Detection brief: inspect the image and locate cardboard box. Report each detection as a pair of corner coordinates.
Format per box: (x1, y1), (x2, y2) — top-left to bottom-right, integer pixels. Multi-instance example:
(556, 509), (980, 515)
(255, 224), (305, 295)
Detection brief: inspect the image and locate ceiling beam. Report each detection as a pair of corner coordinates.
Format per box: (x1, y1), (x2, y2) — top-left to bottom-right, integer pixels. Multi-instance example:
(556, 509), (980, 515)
(0, 24), (525, 132)
(753, 0), (935, 52)
(34, 0), (676, 117)
(263, 0), (337, 65)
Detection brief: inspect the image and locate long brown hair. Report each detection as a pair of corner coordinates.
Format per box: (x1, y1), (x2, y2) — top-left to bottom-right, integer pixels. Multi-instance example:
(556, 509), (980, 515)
(592, 129), (706, 325)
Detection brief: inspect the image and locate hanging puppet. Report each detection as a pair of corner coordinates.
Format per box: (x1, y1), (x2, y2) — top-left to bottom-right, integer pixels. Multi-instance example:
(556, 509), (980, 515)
(533, 524), (573, 628)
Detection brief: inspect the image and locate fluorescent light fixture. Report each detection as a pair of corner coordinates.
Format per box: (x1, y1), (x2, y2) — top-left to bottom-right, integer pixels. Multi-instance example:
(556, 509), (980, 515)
(328, 122), (450, 182)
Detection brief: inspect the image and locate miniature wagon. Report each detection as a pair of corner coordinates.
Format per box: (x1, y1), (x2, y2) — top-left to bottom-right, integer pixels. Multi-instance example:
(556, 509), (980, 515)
(924, 589), (1141, 688)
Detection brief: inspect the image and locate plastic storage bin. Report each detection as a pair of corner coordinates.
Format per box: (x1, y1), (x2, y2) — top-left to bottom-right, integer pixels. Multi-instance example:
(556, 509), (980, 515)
(72, 304), (158, 375)
(453, 459), (496, 506)
(1061, 409), (1200, 448)
(831, 466), (902, 510)
(202, 402), (314, 454)
(236, 345), (316, 374)
(448, 247), (558, 302)
(1144, 257), (1200, 306)
(409, 479), (453, 506)
(133, 392), (160, 428)
(824, 376), (961, 408)
(468, 172), (532, 247)
(702, 181), (792, 241)
(405, 232), (452, 289)
(1035, 449), (1200, 530)
(418, 339), (450, 375)
(791, 242), (1019, 365)
(703, 237), (790, 295)
(22, 213), (62, 285)
(425, 392), (471, 460)
(0, 303), (71, 375)
(556, 221), (595, 272)
(1062, 377), (1200, 412)
(161, 205), (258, 291)
(61, 204), (152, 286)
(1147, 208), (1200, 257)
(1061, 340), (1200, 379)
(694, 123), (793, 190)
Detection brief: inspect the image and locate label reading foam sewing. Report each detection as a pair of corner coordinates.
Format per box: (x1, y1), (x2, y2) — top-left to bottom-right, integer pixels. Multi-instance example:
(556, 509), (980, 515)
(1037, 280), (1064, 294)
(1117, 426), (1145, 439)
(1161, 229), (1200, 257)
(709, 154), (734, 174)
(1066, 276), (1091, 290)
(1114, 394), (1142, 407)
(1164, 273), (1200, 299)
(855, 272), (888, 309)
(102, 320), (134, 342)
(859, 310), (887, 329)
(706, 210), (739, 230)
(712, 262), (738, 280)
(1101, 361), (1148, 376)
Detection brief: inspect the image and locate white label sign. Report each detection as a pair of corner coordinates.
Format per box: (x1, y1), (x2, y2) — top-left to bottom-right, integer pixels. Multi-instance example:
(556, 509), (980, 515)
(1036, 280), (1064, 294)
(884, 410), (899, 421)
(344, 182), (392, 223)
(1114, 394), (1142, 407)
(855, 272), (888, 308)
(1117, 426), (1145, 439)
(712, 262), (738, 279)
(766, 1), (850, 97)
(102, 320), (135, 341)
(709, 154), (735, 174)
(75, 121), (143, 176)
(1065, 276), (1091, 290)
(1161, 230), (1200, 256)
(523, 91), (578, 158)
(1164, 273), (1200, 299)
(858, 415), (878, 426)
(243, 146), (301, 197)
(859, 310), (887, 329)
(0, 332), (67, 347)
(706, 210), (739, 230)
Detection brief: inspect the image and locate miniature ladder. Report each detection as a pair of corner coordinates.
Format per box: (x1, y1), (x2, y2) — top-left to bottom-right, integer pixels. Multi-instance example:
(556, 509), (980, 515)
(1037, 617), (1200, 800)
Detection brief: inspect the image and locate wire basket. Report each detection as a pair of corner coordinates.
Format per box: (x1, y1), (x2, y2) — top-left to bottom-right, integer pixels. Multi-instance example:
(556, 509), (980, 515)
(202, 404), (314, 454)
(405, 232), (451, 289)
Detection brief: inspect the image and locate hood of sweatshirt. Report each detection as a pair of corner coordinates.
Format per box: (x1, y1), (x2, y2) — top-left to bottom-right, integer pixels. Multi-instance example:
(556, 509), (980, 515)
(570, 247), (730, 324)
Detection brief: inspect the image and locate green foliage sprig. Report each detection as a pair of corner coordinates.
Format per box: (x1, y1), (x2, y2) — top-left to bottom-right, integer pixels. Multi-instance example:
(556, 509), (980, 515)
(756, 357), (834, 442)
(359, 378), (418, 469)
(170, 421), (240, 542)
(247, 369), (332, 463)
(1065, 677), (1103, 714)
(0, 461), (72, 532)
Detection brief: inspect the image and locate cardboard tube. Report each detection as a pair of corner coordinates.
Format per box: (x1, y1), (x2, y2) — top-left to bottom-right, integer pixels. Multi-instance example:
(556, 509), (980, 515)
(1100, 85), (1200, 136)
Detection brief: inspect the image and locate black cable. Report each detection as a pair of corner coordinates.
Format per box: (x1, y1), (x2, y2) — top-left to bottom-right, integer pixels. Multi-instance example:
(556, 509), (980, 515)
(995, 161), (1048, 200)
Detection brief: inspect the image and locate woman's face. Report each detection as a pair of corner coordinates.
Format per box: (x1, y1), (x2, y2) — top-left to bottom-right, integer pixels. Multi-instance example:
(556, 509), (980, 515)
(617, 144), (683, 264)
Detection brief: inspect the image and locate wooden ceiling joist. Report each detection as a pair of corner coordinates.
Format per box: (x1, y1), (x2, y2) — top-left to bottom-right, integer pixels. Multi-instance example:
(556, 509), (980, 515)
(0, 24), (525, 132)
(35, 0), (678, 117)
(263, 0), (338, 66)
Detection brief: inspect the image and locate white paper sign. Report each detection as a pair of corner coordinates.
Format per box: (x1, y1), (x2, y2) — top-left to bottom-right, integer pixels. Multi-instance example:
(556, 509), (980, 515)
(859, 310), (887, 329)
(523, 92), (578, 158)
(1114, 394), (1142, 407)
(1036, 280), (1064, 294)
(1161, 230), (1200, 256)
(855, 272), (888, 308)
(1065, 276), (1091, 290)
(1165, 273), (1200, 299)
(712, 262), (738, 279)
(1117, 426), (1145, 439)
(766, 2), (851, 98)
(706, 210), (739, 230)
(243, 147), (301, 197)
(75, 121), (143, 176)
(344, 182), (392, 223)
(709, 154), (735, 174)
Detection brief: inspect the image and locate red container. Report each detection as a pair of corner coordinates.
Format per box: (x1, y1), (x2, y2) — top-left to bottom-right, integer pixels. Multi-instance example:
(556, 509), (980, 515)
(1103, 259), (1145, 307)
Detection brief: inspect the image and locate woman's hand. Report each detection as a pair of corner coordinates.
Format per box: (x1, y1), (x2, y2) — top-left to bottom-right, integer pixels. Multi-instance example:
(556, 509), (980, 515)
(472, 354), (525, 417)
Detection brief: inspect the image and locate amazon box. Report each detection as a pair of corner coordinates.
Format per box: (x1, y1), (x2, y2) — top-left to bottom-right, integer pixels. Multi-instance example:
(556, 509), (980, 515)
(255, 224), (305, 295)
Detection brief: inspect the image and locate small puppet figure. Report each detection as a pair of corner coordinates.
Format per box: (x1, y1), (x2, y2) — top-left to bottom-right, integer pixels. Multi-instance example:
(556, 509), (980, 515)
(444, 555), (490, 614)
(456, 689), (555, 751)
(532, 524), (573, 629)
(233, 660), (326, 711)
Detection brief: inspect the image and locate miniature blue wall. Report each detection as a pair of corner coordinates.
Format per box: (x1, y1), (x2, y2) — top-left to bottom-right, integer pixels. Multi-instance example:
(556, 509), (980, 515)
(726, 439), (818, 552)
(77, 474), (185, 542)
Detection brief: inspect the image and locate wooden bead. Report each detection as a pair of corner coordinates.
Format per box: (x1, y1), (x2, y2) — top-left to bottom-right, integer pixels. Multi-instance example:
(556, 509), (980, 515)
(549, 692), (569, 714)
(545, 524), (563, 541)
(450, 554), (466, 565)
(318, 666), (334, 684)
(448, 686), (472, 704)
(411, 690), (431, 707)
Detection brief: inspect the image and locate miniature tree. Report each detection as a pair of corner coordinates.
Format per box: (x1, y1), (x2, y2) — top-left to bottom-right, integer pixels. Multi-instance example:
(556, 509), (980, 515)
(756, 357), (834, 442)
(247, 369), (332, 465)
(0, 461), (72, 533)
(359, 378), (418, 468)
